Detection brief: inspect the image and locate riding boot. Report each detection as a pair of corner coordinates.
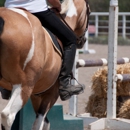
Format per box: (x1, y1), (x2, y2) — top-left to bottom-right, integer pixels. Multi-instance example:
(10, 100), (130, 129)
(59, 44), (85, 101)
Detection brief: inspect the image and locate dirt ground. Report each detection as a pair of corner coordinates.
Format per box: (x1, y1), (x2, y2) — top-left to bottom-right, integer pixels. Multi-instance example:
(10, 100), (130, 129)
(0, 44), (130, 129)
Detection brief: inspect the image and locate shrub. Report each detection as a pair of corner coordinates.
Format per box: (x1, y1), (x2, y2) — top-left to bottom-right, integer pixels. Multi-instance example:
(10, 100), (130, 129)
(89, 36), (130, 45)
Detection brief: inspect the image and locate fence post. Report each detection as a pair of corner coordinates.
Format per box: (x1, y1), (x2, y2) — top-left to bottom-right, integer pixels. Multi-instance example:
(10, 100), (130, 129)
(107, 0), (118, 118)
(95, 15), (99, 37)
(69, 50), (79, 116)
(122, 15), (126, 39)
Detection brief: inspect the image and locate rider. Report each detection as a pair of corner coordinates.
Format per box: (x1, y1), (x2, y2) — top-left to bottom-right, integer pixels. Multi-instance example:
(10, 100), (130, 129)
(4, 0), (85, 101)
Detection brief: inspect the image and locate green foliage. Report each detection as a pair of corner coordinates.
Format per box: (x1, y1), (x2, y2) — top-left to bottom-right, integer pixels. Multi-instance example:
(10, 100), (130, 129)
(0, 0), (5, 7)
(89, 36), (130, 45)
(88, 0), (130, 12)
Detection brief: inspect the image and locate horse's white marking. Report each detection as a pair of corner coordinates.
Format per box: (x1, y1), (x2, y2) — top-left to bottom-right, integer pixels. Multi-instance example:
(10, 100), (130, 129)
(8, 8), (35, 70)
(23, 39), (35, 70)
(61, 0), (77, 17)
(1, 84), (23, 129)
(8, 8), (28, 18)
(32, 113), (47, 130)
(66, 0), (77, 17)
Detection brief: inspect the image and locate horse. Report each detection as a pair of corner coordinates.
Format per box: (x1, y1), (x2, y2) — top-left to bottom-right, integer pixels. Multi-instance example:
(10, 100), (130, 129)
(0, 0), (90, 129)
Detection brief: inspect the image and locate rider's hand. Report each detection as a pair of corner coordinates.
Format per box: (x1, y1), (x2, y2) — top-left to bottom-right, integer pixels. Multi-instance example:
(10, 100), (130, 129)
(48, 0), (61, 13)
(51, 7), (61, 14)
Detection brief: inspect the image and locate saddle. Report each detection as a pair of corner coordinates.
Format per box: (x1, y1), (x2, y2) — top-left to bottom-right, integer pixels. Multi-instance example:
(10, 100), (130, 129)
(44, 28), (63, 57)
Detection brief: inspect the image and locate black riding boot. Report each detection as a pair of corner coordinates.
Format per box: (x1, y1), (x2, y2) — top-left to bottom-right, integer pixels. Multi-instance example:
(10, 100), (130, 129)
(59, 44), (85, 101)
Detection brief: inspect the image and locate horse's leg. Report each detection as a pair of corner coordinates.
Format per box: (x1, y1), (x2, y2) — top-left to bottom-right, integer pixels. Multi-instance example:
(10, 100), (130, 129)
(0, 58), (43, 129)
(31, 81), (59, 130)
(31, 94), (51, 130)
(42, 117), (50, 130)
(0, 79), (13, 99)
(1, 82), (34, 130)
(1, 84), (24, 130)
(31, 95), (50, 130)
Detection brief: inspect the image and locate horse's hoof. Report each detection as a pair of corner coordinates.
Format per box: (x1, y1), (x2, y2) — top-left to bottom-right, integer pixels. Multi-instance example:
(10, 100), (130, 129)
(1, 125), (5, 130)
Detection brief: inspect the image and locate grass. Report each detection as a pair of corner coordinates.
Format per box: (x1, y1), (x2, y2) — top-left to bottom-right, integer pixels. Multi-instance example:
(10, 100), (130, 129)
(89, 36), (130, 46)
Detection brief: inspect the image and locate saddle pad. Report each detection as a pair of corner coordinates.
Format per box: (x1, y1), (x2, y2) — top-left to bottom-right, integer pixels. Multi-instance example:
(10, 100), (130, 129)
(43, 27), (63, 57)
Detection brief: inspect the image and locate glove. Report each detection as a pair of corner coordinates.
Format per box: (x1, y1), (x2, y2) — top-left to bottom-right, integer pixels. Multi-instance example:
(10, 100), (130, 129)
(48, 0), (61, 13)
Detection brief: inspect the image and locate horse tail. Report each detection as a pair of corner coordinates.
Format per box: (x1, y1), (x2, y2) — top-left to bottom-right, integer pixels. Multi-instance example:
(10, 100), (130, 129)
(0, 17), (4, 79)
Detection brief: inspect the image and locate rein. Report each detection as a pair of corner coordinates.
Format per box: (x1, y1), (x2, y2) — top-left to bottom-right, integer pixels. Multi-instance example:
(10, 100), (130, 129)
(59, 13), (74, 33)
(85, 0), (91, 30)
(59, 13), (81, 44)
(77, 0), (90, 45)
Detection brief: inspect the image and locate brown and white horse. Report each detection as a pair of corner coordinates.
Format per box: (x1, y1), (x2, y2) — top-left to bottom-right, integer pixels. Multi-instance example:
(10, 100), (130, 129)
(0, 0), (90, 129)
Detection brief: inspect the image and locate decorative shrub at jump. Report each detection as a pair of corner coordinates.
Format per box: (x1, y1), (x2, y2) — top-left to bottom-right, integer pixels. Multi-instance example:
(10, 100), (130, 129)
(85, 63), (130, 119)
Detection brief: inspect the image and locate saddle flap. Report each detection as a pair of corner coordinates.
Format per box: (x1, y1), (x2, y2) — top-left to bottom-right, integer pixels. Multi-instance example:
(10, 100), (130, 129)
(43, 27), (63, 57)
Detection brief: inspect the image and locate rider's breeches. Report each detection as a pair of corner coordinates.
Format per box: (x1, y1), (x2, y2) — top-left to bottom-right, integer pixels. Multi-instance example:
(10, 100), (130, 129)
(32, 9), (77, 48)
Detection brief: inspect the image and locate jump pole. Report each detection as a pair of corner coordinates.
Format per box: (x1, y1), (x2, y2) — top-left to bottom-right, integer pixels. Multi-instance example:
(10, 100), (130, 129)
(76, 57), (130, 68)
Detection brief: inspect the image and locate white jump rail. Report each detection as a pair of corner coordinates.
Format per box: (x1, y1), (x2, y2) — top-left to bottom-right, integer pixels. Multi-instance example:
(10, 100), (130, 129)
(76, 57), (130, 68)
(69, 0), (130, 129)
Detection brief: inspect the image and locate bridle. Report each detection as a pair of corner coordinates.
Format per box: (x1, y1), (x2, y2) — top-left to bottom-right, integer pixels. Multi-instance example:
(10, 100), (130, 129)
(76, 0), (90, 48)
(59, 0), (90, 48)
(85, 0), (91, 31)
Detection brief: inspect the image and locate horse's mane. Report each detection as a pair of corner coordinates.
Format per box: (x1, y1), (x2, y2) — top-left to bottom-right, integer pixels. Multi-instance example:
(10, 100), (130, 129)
(60, 0), (72, 14)
(47, 0), (73, 14)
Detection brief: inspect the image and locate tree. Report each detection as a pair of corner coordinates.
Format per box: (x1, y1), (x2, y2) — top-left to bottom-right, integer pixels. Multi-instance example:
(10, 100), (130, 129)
(0, 0), (5, 7)
(88, 0), (130, 12)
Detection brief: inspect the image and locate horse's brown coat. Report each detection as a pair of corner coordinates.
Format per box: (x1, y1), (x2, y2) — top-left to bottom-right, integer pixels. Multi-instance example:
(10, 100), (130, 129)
(0, 8), (62, 94)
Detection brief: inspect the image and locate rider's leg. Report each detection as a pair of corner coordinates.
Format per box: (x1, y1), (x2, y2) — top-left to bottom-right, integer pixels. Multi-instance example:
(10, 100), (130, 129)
(32, 9), (85, 101)
(58, 43), (85, 101)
